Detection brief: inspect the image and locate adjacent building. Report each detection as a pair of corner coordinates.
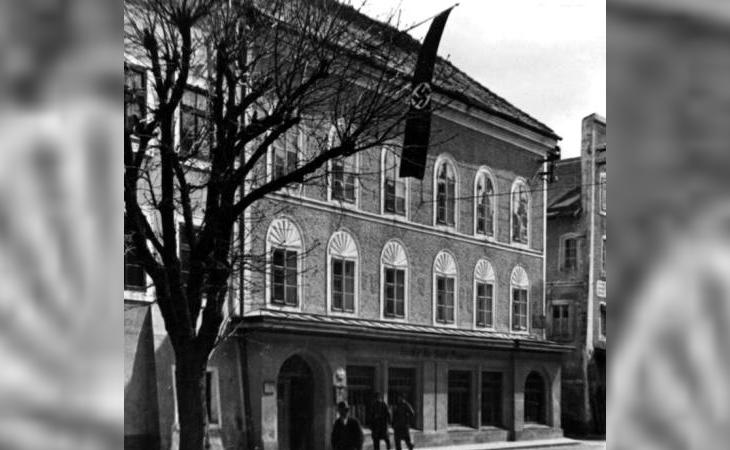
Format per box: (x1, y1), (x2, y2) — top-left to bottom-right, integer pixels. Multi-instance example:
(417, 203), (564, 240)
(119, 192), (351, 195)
(124, 5), (573, 450)
(546, 113), (606, 435)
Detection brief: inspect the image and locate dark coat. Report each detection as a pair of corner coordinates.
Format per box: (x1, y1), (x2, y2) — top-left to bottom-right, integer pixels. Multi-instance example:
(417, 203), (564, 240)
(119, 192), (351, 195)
(331, 417), (364, 450)
(391, 401), (415, 434)
(368, 401), (391, 438)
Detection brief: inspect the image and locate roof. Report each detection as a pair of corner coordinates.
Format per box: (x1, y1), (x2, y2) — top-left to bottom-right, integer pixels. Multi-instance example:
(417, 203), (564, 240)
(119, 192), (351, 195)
(333, 3), (560, 140)
(234, 309), (572, 353)
(547, 157), (582, 217)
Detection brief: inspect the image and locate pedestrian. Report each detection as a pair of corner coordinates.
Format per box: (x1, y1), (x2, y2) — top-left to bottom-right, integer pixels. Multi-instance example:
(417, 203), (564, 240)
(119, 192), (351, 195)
(391, 394), (415, 450)
(368, 392), (391, 450)
(331, 401), (364, 450)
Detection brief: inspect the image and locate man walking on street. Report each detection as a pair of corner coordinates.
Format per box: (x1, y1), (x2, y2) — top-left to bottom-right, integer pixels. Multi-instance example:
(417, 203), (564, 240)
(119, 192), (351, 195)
(332, 401), (364, 450)
(391, 394), (415, 450)
(369, 392), (391, 450)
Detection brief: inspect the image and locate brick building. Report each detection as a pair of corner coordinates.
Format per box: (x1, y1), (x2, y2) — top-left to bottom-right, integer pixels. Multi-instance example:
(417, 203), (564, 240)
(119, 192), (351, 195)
(124, 6), (572, 450)
(545, 113), (606, 435)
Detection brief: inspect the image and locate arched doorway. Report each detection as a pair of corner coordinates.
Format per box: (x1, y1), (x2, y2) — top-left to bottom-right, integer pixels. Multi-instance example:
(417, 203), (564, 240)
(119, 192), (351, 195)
(524, 371), (547, 424)
(277, 355), (315, 450)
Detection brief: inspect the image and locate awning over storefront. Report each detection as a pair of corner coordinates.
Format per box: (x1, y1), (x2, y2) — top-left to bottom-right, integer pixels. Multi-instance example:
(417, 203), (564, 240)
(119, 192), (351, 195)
(232, 309), (573, 354)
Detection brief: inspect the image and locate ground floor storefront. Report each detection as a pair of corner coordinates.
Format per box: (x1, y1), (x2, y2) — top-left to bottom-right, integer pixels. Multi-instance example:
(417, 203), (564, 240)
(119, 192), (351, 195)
(237, 310), (570, 450)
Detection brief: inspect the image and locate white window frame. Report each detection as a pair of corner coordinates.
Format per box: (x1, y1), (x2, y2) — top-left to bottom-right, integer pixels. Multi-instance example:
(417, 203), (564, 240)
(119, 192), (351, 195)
(433, 250), (458, 327)
(380, 239), (409, 321)
(171, 366), (222, 429)
(473, 259), (496, 330)
(509, 265), (530, 334)
(380, 146), (409, 220)
(510, 178), (531, 247)
(176, 82), (212, 168)
(473, 167), (497, 240)
(601, 234), (606, 277)
(432, 154), (459, 231)
(327, 123), (359, 208)
(326, 230), (359, 316)
(265, 217), (304, 311)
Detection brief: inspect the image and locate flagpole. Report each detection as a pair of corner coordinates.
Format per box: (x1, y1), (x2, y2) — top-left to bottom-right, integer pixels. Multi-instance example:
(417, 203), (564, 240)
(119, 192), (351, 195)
(401, 3), (459, 33)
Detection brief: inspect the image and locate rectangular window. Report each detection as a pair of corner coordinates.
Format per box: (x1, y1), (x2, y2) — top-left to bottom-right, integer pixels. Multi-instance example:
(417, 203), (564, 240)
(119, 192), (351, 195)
(272, 248), (298, 306)
(180, 88), (209, 159)
(512, 288), (528, 332)
(179, 227), (191, 286)
(347, 365), (376, 426)
(448, 370), (471, 426)
(436, 276), (455, 324)
(481, 372), (502, 426)
(388, 367), (417, 427)
(124, 65), (146, 130)
(332, 156), (356, 203)
(124, 222), (146, 290)
(332, 258), (355, 312)
(384, 153), (406, 215)
(599, 169), (606, 213)
(384, 268), (406, 318)
(273, 130), (299, 180)
(600, 303), (607, 337)
(602, 236), (606, 276)
(551, 304), (572, 340)
(475, 282), (493, 328)
(563, 238), (578, 271)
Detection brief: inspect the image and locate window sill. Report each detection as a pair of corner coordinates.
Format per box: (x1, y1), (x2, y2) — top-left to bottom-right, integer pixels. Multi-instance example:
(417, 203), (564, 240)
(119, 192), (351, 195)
(479, 425), (506, 431)
(381, 211), (409, 222)
(268, 303), (301, 312)
(433, 223), (457, 233)
(523, 423), (551, 429)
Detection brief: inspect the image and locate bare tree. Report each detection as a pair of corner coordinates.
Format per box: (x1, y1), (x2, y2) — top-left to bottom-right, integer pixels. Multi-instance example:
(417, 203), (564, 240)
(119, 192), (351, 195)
(123, 1), (438, 448)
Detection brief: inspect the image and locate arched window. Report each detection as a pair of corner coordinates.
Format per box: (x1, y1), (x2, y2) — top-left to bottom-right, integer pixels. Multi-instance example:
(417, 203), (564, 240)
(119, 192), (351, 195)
(381, 240), (408, 319)
(434, 251), (457, 324)
(511, 179), (530, 244)
(328, 230), (359, 313)
(382, 148), (407, 216)
(474, 169), (495, 237)
(511, 266), (529, 332)
(267, 218), (303, 307)
(524, 372), (546, 424)
(474, 259), (495, 328)
(435, 158), (457, 226)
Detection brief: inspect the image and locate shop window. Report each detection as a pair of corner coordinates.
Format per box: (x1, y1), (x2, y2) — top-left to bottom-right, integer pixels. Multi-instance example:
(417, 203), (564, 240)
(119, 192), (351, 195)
(481, 372), (502, 427)
(388, 367), (417, 427)
(347, 365), (376, 426)
(448, 370), (472, 426)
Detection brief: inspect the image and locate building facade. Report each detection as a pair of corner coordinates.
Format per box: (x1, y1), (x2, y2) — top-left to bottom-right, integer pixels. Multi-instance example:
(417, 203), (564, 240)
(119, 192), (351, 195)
(124, 7), (572, 450)
(545, 113), (606, 435)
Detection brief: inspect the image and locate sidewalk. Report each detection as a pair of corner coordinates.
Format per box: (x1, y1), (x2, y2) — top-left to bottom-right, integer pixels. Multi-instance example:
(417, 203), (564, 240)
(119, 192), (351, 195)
(417, 438), (582, 450)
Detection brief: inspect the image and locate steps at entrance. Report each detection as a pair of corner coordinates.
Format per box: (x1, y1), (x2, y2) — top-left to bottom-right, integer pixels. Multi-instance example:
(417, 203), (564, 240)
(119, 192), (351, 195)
(416, 438), (581, 450)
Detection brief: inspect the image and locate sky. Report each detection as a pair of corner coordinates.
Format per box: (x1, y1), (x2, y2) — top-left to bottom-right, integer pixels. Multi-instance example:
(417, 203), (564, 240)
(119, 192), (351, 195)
(359, 0), (606, 158)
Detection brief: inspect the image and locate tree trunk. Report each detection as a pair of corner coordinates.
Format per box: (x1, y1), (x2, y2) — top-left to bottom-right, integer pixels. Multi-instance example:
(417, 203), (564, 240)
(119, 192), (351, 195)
(175, 350), (208, 450)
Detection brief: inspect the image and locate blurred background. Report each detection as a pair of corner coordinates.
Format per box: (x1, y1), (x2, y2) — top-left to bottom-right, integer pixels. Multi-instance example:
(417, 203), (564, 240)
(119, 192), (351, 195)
(1, 0), (730, 449)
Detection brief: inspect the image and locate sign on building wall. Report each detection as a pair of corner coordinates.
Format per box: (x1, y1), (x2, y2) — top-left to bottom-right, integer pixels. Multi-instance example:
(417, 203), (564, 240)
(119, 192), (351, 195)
(596, 280), (606, 298)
